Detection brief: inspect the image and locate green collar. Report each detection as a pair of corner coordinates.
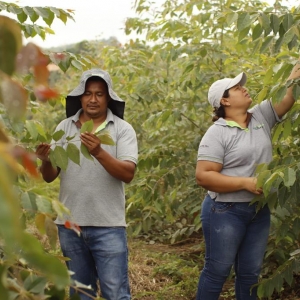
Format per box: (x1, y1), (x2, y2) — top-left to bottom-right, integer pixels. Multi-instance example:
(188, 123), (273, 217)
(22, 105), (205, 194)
(226, 120), (249, 131)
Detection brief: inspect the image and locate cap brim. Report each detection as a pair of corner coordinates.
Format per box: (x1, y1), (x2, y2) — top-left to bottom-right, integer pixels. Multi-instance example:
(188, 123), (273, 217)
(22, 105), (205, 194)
(226, 72), (247, 90)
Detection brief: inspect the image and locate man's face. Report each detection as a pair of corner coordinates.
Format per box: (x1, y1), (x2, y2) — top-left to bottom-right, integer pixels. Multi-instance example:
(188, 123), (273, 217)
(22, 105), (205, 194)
(80, 79), (109, 118)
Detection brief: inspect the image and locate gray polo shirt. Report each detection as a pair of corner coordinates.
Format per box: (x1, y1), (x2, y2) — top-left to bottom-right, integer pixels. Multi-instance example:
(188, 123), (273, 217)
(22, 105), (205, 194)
(53, 108), (138, 226)
(197, 100), (281, 202)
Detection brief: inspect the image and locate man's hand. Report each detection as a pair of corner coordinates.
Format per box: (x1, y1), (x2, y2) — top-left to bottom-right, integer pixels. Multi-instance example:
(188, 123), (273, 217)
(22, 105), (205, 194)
(80, 132), (102, 156)
(35, 143), (51, 161)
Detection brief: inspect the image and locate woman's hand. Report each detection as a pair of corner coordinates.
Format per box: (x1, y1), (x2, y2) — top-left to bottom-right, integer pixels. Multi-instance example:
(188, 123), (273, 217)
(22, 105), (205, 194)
(245, 177), (263, 195)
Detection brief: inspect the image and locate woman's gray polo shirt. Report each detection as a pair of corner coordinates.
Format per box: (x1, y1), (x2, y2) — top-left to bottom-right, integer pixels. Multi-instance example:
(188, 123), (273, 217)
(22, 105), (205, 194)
(197, 100), (280, 202)
(53, 108), (138, 226)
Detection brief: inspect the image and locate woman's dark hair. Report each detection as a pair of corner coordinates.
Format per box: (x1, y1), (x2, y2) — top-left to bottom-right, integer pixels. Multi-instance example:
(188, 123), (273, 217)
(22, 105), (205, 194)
(212, 89), (229, 122)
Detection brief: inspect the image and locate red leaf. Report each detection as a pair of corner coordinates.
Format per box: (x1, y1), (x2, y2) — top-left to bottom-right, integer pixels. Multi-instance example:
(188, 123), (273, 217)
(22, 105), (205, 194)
(53, 53), (66, 60)
(22, 152), (39, 178)
(64, 220), (81, 236)
(34, 85), (59, 102)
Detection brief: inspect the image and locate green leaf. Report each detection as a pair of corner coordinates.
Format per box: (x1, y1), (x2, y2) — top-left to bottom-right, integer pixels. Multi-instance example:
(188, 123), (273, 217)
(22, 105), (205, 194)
(66, 134), (76, 141)
(23, 6), (34, 16)
(270, 14), (280, 34)
(273, 63), (289, 82)
(43, 10), (55, 27)
(35, 196), (54, 214)
(71, 59), (83, 70)
(256, 169), (271, 189)
(58, 10), (68, 24)
(260, 36), (273, 53)
(238, 26), (250, 41)
(23, 274), (48, 294)
(35, 213), (46, 234)
(263, 68), (273, 85)
(33, 24), (41, 35)
(282, 13), (293, 31)
(49, 7), (61, 17)
(237, 13), (251, 31)
(53, 146), (69, 170)
(25, 120), (39, 140)
(272, 123), (283, 143)
(252, 23), (263, 41)
(0, 16), (22, 75)
(257, 87), (268, 103)
(282, 119), (291, 139)
(45, 216), (58, 249)
(264, 172), (282, 197)
(283, 167), (296, 187)
(7, 4), (22, 14)
(292, 84), (300, 101)
(272, 86), (287, 104)
(80, 119), (94, 133)
(0, 266), (9, 299)
(274, 36), (284, 53)
(66, 143), (80, 165)
(27, 8), (39, 23)
(283, 27), (296, 44)
(35, 122), (47, 140)
(58, 58), (71, 72)
(17, 10), (28, 23)
(258, 13), (271, 33)
(33, 7), (49, 18)
(96, 130), (115, 146)
(225, 12), (238, 26)
(52, 129), (65, 141)
(21, 233), (70, 289)
(80, 143), (93, 161)
(21, 192), (38, 213)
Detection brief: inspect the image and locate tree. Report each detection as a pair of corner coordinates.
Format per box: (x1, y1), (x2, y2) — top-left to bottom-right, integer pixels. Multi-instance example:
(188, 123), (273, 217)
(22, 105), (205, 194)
(0, 2), (103, 299)
(93, 0), (300, 297)
(1, 0), (300, 298)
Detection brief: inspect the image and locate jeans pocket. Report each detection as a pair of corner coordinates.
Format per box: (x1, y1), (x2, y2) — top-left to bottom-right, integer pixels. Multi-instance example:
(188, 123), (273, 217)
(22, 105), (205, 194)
(212, 201), (234, 212)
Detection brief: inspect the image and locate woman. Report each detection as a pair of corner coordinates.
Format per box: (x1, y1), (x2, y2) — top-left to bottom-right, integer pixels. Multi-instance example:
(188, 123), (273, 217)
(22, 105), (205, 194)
(195, 63), (300, 300)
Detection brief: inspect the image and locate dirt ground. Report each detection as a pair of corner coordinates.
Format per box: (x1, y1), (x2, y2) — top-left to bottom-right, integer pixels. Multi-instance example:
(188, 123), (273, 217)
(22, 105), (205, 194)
(128, 238), (300, 300)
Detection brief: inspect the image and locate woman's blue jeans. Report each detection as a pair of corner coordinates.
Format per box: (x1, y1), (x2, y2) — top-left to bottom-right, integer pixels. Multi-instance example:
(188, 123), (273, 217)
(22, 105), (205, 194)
(196, 194), (270, 300)
(57, 225), (130, 300)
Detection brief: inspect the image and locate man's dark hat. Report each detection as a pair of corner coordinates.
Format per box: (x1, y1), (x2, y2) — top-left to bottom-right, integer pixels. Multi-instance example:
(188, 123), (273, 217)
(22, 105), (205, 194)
(66, 68), (125, 119)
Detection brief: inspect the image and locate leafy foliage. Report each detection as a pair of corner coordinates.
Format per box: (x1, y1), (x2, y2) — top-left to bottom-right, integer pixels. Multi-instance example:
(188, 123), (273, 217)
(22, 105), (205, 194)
(0, 3), (104, 299)
(1, 0), (300, 298)
(93, 0), (300, 297)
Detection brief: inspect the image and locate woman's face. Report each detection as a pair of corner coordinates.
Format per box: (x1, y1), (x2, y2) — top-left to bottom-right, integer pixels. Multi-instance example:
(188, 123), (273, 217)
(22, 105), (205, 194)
(225, 84), (252, 109)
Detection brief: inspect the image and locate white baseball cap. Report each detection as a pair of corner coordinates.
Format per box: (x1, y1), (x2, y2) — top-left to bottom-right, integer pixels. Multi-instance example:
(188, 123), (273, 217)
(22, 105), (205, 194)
(208, 72), (247, 108)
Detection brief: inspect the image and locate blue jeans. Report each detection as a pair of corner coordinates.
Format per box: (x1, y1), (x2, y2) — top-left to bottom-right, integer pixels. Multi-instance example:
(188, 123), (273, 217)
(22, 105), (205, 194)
(196, 194), (270, 300)
(57, 225), (130, 300)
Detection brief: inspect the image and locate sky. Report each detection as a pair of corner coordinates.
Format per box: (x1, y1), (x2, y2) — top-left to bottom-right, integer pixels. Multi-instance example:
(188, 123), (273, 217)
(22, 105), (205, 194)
(4, 0), (295, 49)
(11, 0), (161, 48)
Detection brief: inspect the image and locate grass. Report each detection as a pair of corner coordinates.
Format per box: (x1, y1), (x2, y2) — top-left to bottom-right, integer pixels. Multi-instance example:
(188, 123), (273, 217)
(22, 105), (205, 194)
(128, 238), (202, 300)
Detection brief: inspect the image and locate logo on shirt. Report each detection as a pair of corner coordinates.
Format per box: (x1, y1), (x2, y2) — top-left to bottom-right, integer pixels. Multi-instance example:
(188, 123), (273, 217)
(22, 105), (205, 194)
(253, 123), (264, 130)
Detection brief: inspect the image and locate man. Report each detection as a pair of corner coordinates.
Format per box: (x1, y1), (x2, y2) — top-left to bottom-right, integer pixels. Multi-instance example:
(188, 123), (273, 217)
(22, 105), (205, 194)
(36, 68), (138, 300)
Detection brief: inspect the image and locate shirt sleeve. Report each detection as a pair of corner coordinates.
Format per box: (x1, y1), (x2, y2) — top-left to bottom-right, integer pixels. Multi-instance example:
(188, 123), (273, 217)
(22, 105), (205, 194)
(249, 100), (281, 130)
(116, 124), (138, 164)
(197, 125), (224, 164)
